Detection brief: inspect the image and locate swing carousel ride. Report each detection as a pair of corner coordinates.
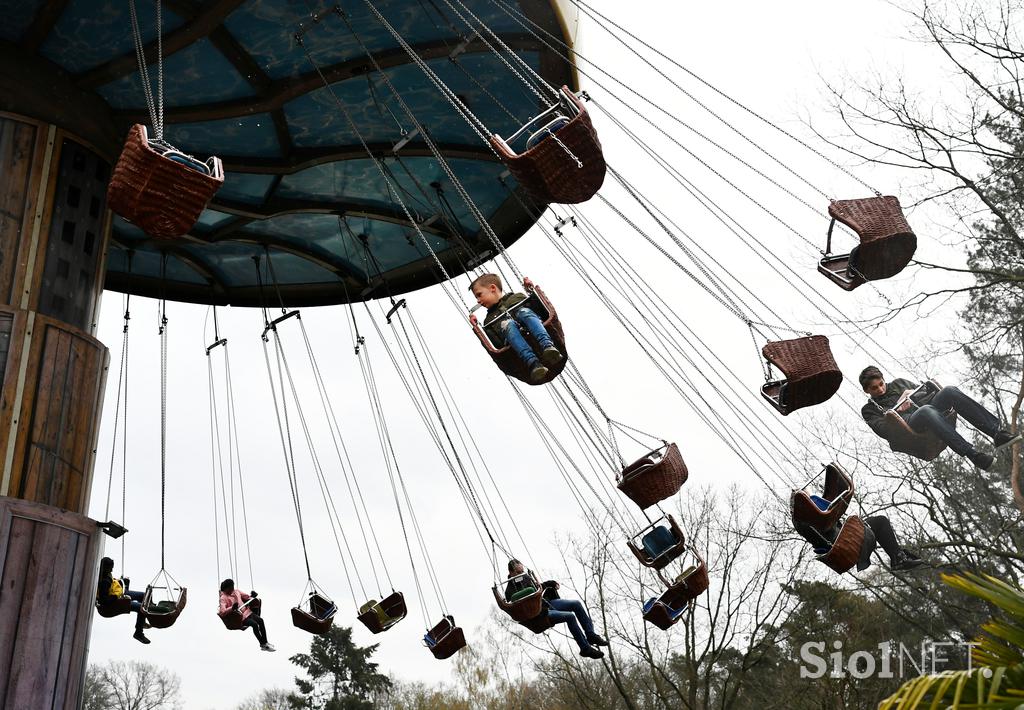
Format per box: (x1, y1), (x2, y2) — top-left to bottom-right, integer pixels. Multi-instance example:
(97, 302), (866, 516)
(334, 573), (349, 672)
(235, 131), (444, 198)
(0, 0), (964, 705)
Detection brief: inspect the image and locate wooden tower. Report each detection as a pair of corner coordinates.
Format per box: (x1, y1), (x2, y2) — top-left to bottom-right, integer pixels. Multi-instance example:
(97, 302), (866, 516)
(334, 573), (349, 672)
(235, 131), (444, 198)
(0, 112), (111, 709)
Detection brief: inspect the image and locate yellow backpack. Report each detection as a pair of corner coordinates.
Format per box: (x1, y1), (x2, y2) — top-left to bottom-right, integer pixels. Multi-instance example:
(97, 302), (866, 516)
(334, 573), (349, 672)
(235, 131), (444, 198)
(109, 578), (124, 597)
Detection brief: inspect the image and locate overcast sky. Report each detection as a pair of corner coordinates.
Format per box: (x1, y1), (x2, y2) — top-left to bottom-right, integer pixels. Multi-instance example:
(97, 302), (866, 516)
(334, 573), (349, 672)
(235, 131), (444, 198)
(84, 1), (971, 707)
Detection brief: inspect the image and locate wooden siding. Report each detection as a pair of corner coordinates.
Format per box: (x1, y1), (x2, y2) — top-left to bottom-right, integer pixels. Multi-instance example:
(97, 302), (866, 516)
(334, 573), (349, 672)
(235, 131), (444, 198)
(0, 496), (102, 710)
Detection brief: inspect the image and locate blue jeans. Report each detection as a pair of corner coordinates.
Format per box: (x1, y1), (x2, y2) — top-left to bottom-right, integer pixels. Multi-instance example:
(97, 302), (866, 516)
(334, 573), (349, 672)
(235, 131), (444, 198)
(500, 307), (554, 368)
(547, 598), (595, 650)
(907, 386), (1000, 456)
(126, 589), (145, 630)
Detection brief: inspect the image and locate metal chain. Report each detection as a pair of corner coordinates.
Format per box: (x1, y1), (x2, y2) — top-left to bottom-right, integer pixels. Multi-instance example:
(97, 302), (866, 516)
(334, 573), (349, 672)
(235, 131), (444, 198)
(127, 0), (164, 139)
(294, 32), (470, 313)
(347, 5), (524, 282)
(569, 0), (880, 196)
(158, 305), (167, 570)
(446, 0), (558, 99)
(358, 3), (492, 141)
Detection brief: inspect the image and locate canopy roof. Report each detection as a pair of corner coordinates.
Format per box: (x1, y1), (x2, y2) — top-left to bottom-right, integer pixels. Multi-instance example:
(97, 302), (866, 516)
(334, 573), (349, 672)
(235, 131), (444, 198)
(0, 0), (577, 305)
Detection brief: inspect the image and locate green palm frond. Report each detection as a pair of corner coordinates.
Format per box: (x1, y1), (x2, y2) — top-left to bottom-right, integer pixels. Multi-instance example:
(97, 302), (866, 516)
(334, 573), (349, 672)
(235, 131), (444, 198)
(879, 665), (1024, 709)
(942, 574), (1024, 620)
(879, 574), (1024, 709)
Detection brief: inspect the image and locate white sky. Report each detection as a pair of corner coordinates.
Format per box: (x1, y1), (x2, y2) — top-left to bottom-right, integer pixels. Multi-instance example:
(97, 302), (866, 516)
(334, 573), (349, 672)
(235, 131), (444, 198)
(85, 1), (972, 707)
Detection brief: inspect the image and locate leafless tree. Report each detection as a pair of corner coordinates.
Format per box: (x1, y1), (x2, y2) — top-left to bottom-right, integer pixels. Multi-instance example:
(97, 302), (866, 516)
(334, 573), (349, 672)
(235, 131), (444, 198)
(89, 660), (182, 710)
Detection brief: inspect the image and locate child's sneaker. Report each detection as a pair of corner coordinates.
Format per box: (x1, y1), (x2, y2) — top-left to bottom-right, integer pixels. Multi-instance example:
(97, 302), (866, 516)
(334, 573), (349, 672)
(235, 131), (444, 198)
(540, 346), (564, 367)
(579, 645), (604, 659)
(528, 362), (550, 384)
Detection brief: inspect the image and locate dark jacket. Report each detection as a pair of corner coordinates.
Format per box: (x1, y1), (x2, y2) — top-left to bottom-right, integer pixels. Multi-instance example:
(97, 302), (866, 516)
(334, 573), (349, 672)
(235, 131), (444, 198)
(861, 378), (917, 438)
(484, 292), (528, 346)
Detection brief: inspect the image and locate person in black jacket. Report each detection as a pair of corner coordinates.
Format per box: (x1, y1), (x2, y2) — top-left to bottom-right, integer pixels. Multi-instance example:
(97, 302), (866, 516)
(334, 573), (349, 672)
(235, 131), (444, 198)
(96, 556), (150, 644)
(859, 366), (1020, 469)
(794, 515), (924, 573)
(505, 559), (608, 659)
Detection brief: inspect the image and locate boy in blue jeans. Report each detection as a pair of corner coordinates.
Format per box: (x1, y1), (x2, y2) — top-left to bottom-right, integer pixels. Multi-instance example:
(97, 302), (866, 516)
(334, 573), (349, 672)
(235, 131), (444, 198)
(469, 274), (564, 383)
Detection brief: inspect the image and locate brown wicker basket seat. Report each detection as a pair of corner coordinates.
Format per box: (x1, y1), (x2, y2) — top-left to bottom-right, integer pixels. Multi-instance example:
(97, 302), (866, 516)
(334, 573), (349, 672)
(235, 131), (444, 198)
(643, 552), (710, 630)
(819, 196), (917, 290)
(291, 592), (336, 635)
(357, 591), (407, 634)
(627, 514), (687, 570)
(490, 86), (605, 205)
(882, 410), (956, 461)
(95, 595), (134, 619)
(107, 124), (224, 239)
(219, 597), (262, 631)
(141, 585), (187, 629)
(815, 516), (866, 574)
(493, 572), (546, 622)
(424, 615), (467, 660)
(790, 463), (854, 533)
(760, 336), (843, 415)
(616, 442), (688, 509)
(471, 286), (567, 385)
(642, 594), (686, 631)
(656, 552), (710, 605)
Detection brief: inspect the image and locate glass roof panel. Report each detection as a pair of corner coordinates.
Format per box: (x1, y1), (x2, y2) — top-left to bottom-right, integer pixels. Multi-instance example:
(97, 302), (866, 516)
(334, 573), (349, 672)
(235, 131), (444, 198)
(162, 114), (282, 158)
(97, 38), (256, 109)
(40, 0), (185, 74)
(217, 172), (278, 205)
(224, 0), (526, 82)
(284, 52), (541, 149)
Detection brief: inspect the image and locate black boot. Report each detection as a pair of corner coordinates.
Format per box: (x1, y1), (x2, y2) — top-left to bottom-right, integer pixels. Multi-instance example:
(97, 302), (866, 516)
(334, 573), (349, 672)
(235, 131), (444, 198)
(994, 430), (1022, 451)
(890, 550), (925, 572)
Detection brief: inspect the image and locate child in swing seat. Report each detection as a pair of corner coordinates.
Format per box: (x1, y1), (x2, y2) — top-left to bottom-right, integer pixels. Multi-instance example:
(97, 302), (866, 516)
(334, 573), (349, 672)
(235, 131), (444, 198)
(219, 578), (275, 652)
(468, 274), (564, 384)
(96, 556), (151, 644)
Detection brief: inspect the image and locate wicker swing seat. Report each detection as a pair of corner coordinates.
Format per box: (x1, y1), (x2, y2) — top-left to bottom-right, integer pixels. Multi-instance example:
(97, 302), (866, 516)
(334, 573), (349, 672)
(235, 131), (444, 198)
(815, 516), (866, 574)
(357, 591), (407, 634)
(471, 287), (567, 385)
(141, 586), (187, 629)
(291, 593), (337, 635)
(883, 409), (956, 461)
(95, 596), (133, 619)
(107, 124), (224, 239)
(616, 442), (688, 510)
(819, 196), (917, 290)
(490, 86), (605, 205)
(219, 597), (262, 631)
(493, 572), (546, 622)
(642, 595), (687, 631)
(657, 554), (710, 605)
(761, 336), (843, 415)
(643, 554), (710, 630)
(424, 615), (467, 660)
(790, 462), (854, 533)
(627, 514), (687, 570)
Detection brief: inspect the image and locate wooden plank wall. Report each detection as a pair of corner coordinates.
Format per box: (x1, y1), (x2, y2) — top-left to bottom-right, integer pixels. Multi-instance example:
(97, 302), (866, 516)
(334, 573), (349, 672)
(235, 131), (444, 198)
(0, 308), (108, 513)
(0, 496), (101, 710)
(0, 115), (44, 307)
